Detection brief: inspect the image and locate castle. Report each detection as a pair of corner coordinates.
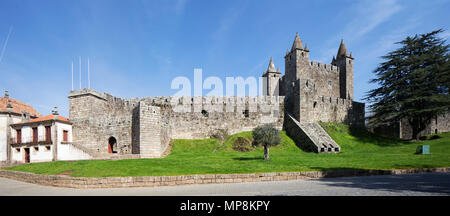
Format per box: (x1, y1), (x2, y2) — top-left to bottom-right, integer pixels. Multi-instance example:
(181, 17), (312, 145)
(0, 33), (368, 164)
(3, 33), (449, 164)
(66, 33), (365, 159)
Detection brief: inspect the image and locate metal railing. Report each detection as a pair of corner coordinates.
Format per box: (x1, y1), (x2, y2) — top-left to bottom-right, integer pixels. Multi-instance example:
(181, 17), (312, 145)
(10, 135), (52, 145)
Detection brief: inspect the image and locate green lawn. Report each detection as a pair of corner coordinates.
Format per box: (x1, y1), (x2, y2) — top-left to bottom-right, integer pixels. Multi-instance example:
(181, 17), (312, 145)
(4, 123), (450, 177)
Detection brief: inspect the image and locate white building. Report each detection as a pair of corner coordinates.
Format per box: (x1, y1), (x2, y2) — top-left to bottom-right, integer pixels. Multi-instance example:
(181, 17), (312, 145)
(1, 91), (91, 164)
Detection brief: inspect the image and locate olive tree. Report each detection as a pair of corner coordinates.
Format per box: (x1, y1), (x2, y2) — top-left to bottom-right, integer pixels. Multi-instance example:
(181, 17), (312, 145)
(252, 124), (281, 161)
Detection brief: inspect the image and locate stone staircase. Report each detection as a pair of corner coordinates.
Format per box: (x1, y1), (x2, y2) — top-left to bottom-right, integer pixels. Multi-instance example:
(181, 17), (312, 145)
(108, 154), (141, 160)
(69, 142), (140, 160)
(285, 114), (340, 153)
(68, 142), (101, 158)
(300, 122), (340, 153)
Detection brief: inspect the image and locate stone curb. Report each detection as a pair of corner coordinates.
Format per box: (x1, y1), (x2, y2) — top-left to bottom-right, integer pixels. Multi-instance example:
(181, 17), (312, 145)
(0, 167), (448, 189)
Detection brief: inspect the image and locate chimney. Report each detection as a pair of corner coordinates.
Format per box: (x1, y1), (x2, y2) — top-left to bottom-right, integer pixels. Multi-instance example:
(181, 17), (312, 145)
(6, 101), (12, 109)
(23, 112), (30, 122)
(52, 107), (59, 118)
(4, 90), (9, 98)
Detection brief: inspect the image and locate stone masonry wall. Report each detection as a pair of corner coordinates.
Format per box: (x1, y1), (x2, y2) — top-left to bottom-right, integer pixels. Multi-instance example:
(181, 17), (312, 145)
(2, 167), (448, 189)
(400, 113), (450, 139)
(69, 89), (140, 154)
(157, 96), (285, 139)
(298, 79), (365, 126)
(69, 89), (285, 157)
(372, 113), (450, 139)
(302, 61), (340, 99)
(138, 102), (171, 158)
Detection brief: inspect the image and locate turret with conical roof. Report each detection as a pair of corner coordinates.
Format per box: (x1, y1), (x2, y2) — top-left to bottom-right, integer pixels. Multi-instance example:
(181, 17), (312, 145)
(336, 39), (353, 60)
(333, 39), (354, 100)
(291, 32), (303, 51)
(267, 57), (277, 73)
(262, 58), (281, 96)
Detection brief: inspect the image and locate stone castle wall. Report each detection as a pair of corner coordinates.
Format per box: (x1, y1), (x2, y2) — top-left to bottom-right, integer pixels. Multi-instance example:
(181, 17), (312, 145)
(137, 102), (171, 158)
(298, 79), (365, 126)
(153, 96), (285, 139)
(69, 89), (285, 157)
(69, 89), (140, 154)
(400, 114), (450, 139)
(372, 113), (450, 139)
(302, 61), (341, 99)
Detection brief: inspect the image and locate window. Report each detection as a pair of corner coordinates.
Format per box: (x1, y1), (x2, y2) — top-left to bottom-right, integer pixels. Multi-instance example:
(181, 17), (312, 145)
(15, 148), (20, 153)
(328, 81), (332, 86)
(243, 110), (249, 118)
(63, 130), (68, 142)
(34, 147), (39, 152)
(45, 146), (51, 151)
(45, 126), (51, 142)
(201, 110), (208, 117)
(32, 127), (38, 142)
(16, 129), (21, 144)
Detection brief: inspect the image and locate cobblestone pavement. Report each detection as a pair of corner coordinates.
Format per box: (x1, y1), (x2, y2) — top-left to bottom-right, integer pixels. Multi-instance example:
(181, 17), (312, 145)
(0, 172), (448, 196)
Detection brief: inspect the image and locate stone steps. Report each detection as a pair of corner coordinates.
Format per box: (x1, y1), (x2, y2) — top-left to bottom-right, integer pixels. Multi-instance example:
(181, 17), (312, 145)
(300, 122), (340, 153)
(284, 114), (340, 153)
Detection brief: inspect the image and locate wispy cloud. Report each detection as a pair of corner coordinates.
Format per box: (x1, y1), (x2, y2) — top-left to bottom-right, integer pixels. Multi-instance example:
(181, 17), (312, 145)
(208, 2), (248, 59)
(316, 0), (403, 62)
(367, 16), (421, 60)
(248, 58), (269, 75)
(350, 0), (402, 39)
(0, 26), (13, 64)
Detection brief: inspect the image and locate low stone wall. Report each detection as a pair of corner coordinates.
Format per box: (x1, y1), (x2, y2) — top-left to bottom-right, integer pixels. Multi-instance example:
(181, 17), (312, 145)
(0, 167), (448, 189)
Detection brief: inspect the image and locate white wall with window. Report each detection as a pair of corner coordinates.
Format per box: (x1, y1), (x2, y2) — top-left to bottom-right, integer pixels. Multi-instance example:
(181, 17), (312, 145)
(57, 121), (91, 161)
(0, 115), (7, 161)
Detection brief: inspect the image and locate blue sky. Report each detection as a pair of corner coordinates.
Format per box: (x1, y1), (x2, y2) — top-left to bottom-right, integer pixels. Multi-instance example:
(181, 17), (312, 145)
(0, 0), (449, 117)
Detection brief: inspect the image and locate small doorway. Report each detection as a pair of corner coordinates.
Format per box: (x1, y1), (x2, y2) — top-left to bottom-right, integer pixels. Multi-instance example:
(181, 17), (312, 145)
(108, 137), (117, 154)
(24, 148), (30, 163)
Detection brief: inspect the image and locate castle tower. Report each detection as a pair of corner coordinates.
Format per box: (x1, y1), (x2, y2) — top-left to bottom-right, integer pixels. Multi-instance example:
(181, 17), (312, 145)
(333, 40), (354, 100)
(284, 33), (310, 119)
(262, 57), (281, 96)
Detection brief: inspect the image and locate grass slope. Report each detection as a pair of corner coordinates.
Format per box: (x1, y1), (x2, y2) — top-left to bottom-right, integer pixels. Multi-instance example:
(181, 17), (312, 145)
(4, 123), (450, 177)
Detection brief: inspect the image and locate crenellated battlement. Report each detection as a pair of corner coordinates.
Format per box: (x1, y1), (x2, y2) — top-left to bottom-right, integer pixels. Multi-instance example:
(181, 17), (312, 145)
(144, 95), (285, 106)
(69, 88), (285, 114)
(309, 61), (339, 73)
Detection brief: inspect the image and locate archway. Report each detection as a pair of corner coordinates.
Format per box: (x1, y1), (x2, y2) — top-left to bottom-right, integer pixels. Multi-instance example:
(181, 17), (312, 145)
(108, 137), (117, 154)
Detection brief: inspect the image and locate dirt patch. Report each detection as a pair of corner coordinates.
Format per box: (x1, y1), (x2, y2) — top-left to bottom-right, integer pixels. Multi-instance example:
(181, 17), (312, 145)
(58, 170), (75, 176)
(160, 141), (173, 158)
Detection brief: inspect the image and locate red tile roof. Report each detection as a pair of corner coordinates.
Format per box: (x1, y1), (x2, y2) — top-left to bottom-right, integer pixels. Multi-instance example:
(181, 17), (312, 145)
(12, 114), (70, 126)
(29, 114), (70, 123)
(0, 96), (42, 117)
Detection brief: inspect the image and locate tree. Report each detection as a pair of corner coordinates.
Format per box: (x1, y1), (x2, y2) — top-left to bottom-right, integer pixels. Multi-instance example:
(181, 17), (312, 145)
(252, 124), (281, 160)
(365, 29), (450, 140)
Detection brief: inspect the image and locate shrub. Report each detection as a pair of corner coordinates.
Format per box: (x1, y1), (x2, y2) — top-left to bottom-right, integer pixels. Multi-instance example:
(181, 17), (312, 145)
(232, 137), (254, 152)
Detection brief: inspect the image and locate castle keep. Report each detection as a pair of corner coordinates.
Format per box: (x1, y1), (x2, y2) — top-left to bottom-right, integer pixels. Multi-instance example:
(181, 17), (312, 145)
(68, 33), (366, 158)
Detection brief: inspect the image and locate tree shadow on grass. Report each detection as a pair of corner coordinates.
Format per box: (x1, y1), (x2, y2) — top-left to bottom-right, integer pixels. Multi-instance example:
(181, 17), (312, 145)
(347, 126), (410, 147)
(232, 157), (264, 161)
(307, 166), (450, 195)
